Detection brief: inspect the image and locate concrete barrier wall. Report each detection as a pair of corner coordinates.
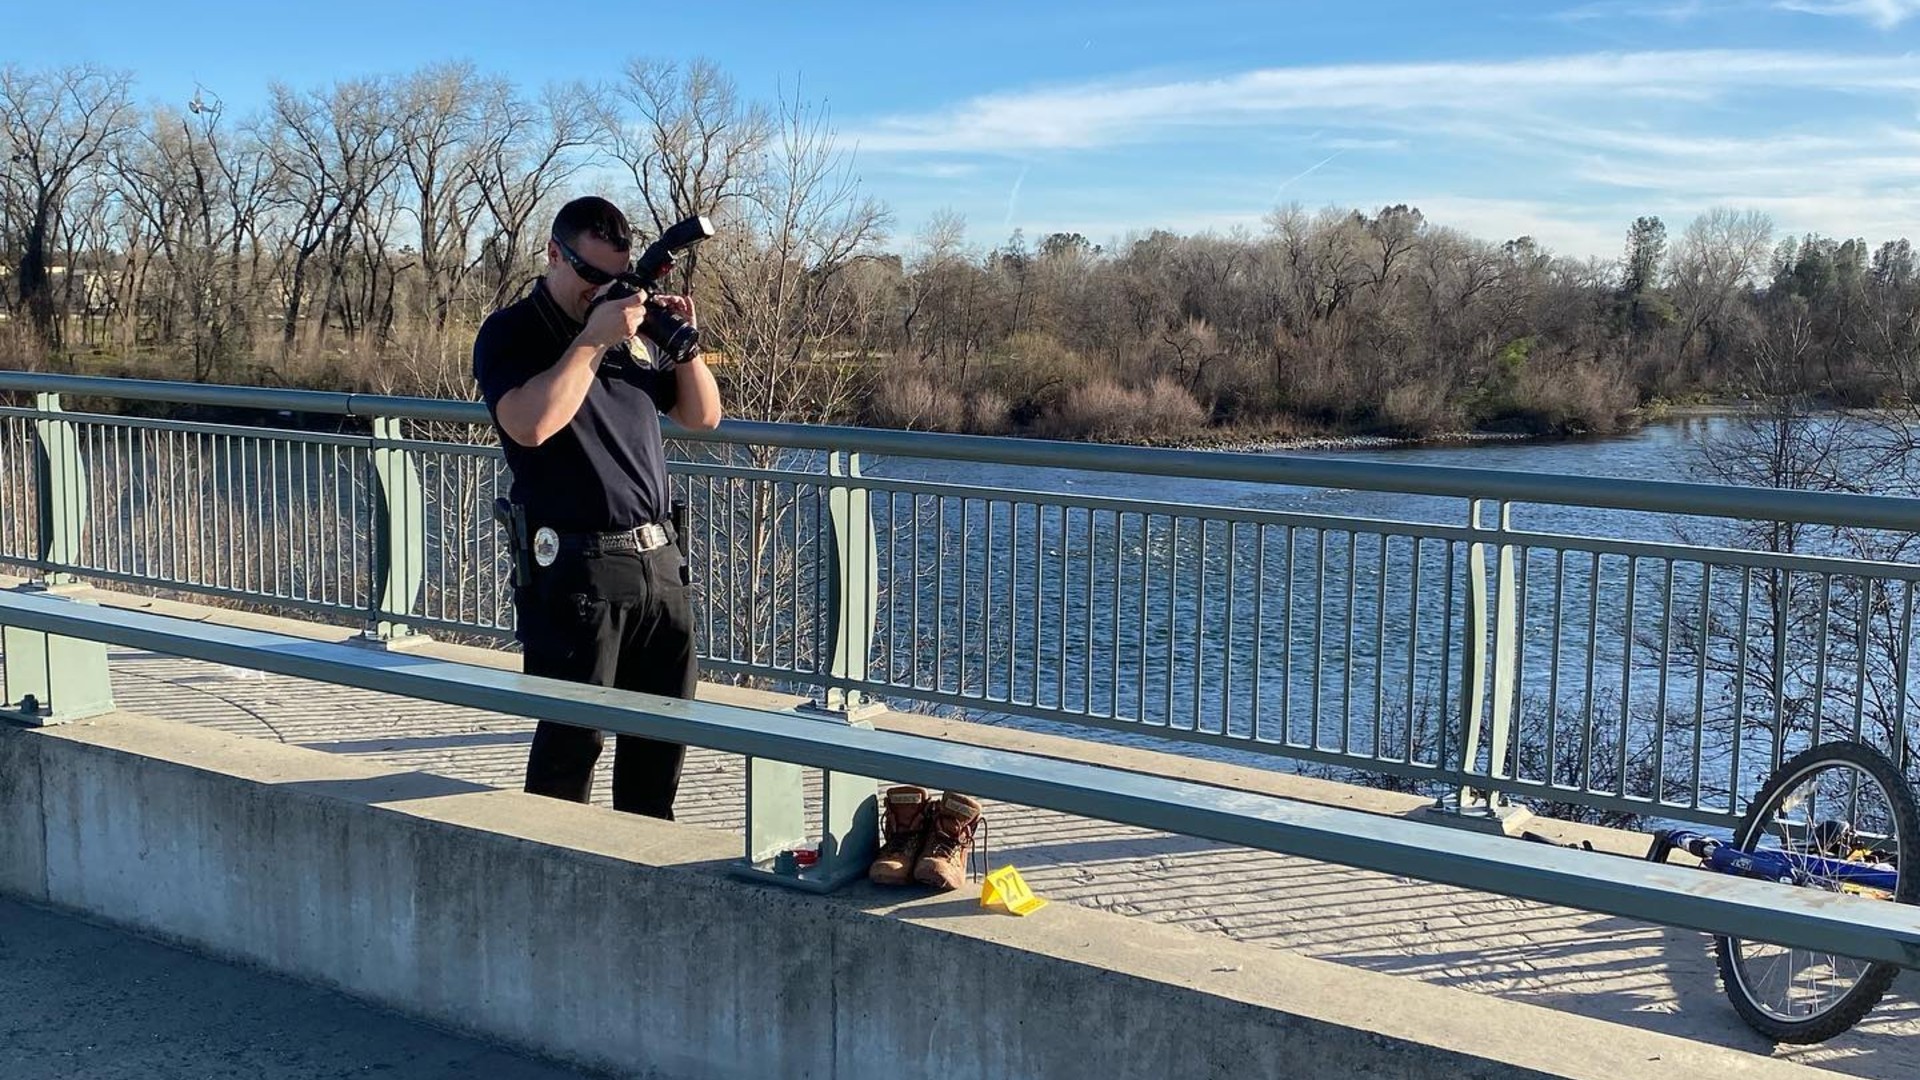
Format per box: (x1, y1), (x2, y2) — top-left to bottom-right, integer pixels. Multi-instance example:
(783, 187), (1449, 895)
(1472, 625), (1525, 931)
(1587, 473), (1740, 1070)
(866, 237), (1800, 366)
(0, 714), (1822, 1080)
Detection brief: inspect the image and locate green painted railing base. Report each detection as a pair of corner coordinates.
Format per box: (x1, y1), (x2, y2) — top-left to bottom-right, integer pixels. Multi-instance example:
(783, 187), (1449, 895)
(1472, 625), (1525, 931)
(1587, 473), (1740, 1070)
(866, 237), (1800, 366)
(733, 708), (881, 895)
(2, 588), (115, 726)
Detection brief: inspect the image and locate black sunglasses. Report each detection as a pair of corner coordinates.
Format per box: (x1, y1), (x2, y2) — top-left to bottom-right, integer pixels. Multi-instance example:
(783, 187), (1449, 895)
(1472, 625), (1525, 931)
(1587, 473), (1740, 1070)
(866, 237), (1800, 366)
(552, 234), (619, 286)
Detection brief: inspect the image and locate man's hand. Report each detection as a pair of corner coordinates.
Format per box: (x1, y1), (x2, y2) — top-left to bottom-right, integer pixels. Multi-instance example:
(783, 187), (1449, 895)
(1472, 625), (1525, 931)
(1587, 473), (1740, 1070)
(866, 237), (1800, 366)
(653, 294), (696, 329)
(664, 292), (722, 430)
(580, 290), (650, 349)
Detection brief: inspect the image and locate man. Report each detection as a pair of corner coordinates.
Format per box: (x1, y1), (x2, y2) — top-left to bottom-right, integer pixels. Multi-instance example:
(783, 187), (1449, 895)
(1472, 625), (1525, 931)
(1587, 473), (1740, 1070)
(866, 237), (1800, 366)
(473, 195), (723, 820)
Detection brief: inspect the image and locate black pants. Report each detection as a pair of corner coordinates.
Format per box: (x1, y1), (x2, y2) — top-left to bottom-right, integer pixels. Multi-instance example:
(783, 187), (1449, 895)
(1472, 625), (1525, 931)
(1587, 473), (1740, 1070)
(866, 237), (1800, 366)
(516, 543), (696, 819)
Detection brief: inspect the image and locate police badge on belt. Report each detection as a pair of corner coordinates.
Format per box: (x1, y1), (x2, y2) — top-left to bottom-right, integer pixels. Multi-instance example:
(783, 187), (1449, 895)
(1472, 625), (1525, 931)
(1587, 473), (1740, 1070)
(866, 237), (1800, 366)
(533, 526), (560, 567)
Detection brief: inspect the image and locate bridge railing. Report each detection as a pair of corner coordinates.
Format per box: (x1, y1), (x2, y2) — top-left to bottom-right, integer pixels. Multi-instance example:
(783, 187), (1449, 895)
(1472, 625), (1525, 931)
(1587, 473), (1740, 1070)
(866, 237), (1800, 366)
(3, 586), (1918, 972)
(3, 370), (1917, 827)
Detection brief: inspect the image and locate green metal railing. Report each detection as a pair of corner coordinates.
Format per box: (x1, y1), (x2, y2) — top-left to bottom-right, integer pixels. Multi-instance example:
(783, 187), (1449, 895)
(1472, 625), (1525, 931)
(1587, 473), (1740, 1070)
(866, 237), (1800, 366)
(3, 370), (1917, 827)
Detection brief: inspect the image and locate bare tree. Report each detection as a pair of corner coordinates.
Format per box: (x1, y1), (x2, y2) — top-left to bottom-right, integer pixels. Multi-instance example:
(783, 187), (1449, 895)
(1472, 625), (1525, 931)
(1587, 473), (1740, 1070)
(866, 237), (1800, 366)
(1669, 293), (1919, 776)
(898, 208), (970, 361)
(112, 92), (276, 379)
(710, 87), (891, 424)
(0, 63), (135, 346)
(601, 58), (772, 277)
(1667, 207), (1774, 380)
(470, 80), (600, 314)
(395, 62), (496, 332)
(262, 77), (399, 352)
(54, 155), (120, 348)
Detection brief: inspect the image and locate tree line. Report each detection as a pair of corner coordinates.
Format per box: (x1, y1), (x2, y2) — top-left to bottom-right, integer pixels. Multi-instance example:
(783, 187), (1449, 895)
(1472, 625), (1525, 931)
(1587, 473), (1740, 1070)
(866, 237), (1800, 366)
(5, 59), (1918, 441)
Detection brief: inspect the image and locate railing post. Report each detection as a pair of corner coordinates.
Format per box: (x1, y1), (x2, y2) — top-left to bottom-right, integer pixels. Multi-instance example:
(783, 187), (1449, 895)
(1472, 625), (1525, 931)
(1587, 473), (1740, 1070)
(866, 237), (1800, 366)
(367, 415), (426, 644)
(1426, 498), (1530, 835)
(31, 392), (86, 587)
(2, 593), (114, 725)
(728, 448), (884, 894)
(1456, 499), (1491, 789)
(822, 450), (880, 718)
(1772, 571), (1791, 770)
(1486, 502), (1519, 784)
(733, 746), (881, 895)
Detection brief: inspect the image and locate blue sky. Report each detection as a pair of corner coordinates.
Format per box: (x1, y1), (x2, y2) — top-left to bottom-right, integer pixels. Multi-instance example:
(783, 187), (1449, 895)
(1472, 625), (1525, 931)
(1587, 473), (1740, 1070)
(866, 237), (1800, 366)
(11, 1), (1920, 261)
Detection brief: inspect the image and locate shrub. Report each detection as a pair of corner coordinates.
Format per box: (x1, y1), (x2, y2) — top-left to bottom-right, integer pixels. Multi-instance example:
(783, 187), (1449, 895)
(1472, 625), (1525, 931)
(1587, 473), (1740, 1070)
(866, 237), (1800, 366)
(1034, 376), (1209, 443)
(1509, 356), (1638, 435)
(866, 372), (970, 432)
(0, 320), (50, 372)
(966, 388), (1012, 434)
(1378, 377), (1458, 438)
(978, 331), (1092, 426)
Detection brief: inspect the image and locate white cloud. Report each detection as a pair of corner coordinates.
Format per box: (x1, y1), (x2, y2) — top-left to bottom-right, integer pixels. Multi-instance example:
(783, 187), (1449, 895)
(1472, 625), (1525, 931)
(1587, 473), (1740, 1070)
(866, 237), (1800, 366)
(879, 162), (982, 179)
(1320, 136), (1408, 151)
(1577, 152), (1920, 195)
(1775, 0), (1920, 28)
(1553, 0), (1920, 27)
(844, 51), (1920, 155)
(853, 49), (1920, 260)
(1394, 195), (1637, 260)
(1553, 0), (1732, 23)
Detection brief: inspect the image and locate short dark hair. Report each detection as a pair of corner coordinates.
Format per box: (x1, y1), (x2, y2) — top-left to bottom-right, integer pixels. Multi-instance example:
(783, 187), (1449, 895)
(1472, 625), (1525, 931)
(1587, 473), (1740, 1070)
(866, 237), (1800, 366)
(552, 196), (631, 252)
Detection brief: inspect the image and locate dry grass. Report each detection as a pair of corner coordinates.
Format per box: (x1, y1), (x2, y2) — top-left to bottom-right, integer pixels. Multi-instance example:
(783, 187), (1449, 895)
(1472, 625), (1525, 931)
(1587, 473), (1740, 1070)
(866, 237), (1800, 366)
(1379, 377), (1459, 438)
(1033, 376), (1209, 443)
(866, 371), (971, 432)
(1510, 357), (1639, 435)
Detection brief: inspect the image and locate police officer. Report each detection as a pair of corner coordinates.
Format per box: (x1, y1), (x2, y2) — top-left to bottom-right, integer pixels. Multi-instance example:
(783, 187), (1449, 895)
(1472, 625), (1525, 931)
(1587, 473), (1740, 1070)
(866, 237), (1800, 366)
(472, 196), (723, 820)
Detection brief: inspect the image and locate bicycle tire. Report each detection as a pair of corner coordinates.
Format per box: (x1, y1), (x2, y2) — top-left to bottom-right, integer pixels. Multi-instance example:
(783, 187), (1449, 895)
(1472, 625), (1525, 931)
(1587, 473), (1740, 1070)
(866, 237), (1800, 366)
(1713, 740), (1920, 1043)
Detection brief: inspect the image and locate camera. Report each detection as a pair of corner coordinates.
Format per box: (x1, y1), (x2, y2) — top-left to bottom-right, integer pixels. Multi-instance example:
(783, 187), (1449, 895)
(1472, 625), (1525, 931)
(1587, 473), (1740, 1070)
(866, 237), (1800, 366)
(595, 214), (715, 367)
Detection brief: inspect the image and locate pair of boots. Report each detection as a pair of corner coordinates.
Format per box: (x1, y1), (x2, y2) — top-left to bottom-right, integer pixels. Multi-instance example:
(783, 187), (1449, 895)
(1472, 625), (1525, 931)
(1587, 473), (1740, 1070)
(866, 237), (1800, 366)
(868, 786), (983, 891)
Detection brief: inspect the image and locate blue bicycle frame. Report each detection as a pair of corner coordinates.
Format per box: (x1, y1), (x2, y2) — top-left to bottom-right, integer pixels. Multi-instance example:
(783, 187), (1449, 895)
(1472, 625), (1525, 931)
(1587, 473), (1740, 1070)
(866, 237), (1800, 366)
(1650, 829), (1900, 895)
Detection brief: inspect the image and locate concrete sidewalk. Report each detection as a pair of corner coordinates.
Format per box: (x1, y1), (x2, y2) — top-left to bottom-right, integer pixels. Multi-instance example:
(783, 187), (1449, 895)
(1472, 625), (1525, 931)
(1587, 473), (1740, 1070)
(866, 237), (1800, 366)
(11, 581), (1919, 1079)
(0, 896), (604, 1080)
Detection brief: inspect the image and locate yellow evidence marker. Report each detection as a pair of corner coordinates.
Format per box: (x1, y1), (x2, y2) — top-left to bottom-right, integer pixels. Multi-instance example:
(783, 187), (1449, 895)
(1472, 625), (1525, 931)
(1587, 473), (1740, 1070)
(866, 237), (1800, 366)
(980, 865), (1048, 916)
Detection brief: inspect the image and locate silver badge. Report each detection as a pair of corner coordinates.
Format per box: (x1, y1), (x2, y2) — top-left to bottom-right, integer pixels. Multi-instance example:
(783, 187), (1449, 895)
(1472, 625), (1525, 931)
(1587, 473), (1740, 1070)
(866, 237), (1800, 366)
(532, 526), (560, 568)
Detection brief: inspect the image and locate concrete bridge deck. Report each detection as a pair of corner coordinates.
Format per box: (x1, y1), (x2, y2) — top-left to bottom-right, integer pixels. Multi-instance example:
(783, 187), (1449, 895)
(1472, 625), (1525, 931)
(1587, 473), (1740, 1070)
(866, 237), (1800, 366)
(7, 580), (1917, 1079)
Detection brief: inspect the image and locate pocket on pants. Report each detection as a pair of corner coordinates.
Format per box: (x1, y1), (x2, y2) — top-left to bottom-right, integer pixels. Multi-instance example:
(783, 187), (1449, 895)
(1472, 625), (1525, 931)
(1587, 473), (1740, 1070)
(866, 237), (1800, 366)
(523, 589), (611, 681)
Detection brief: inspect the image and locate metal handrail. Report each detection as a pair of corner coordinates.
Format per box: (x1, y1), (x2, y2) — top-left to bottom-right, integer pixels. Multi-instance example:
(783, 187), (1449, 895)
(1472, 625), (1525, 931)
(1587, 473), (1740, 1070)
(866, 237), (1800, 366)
(4, 586), (1917, 969)
(6, 370), (1916, 530)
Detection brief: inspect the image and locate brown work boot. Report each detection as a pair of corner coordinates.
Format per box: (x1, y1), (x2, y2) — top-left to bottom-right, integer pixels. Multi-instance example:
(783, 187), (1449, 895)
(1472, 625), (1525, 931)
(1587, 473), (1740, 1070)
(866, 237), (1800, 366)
(868, 785), (933, 885)
(913, 792), (983, 891)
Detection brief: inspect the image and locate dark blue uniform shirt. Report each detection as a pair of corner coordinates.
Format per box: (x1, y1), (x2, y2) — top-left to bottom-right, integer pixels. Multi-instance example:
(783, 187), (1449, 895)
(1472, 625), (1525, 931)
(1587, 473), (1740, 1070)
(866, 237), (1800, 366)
(472, 280), (679, 532)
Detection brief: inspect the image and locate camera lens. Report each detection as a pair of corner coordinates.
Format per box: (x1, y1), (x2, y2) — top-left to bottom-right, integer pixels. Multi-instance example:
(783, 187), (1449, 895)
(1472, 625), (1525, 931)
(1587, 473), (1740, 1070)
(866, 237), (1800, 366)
(639, 305), (700, 365)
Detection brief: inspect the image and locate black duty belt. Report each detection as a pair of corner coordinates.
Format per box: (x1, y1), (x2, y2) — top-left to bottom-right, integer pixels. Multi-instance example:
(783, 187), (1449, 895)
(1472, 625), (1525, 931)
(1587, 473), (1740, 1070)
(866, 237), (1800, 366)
(556, 522), (674, 555)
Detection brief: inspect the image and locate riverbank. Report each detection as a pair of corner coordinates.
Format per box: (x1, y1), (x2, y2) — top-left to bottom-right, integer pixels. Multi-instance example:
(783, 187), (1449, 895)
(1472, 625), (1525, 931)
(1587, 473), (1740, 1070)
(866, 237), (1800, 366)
(1147, 399), (1761, 456)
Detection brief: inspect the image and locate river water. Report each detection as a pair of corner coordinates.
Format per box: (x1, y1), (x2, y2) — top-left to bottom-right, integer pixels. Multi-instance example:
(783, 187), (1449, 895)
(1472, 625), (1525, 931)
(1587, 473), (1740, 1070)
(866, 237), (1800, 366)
(839, 414), (1912, 819)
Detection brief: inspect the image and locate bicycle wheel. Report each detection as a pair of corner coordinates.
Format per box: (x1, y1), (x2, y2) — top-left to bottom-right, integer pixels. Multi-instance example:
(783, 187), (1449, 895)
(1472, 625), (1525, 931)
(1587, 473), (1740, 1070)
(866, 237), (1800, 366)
(1714, 740), (1919, 1043)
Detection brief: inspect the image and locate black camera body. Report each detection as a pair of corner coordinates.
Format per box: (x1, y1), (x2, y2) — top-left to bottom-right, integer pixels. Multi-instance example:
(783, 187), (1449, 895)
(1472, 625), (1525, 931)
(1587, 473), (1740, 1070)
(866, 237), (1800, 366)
(598, 214), (715, 367)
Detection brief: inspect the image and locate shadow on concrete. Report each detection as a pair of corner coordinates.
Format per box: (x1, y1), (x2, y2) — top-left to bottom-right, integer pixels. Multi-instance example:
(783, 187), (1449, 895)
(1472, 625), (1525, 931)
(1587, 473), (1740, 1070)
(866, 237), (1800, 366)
(1629, 917), (1920, 1080)
(989, 831), (1227, 866)
(277, 772), (494, 804)
(874, 895), (984, 921)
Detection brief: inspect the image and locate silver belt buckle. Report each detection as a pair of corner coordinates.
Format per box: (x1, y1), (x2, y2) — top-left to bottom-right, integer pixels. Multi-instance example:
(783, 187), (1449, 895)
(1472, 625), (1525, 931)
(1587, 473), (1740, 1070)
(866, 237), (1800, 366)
(635, 523), (669, 551)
